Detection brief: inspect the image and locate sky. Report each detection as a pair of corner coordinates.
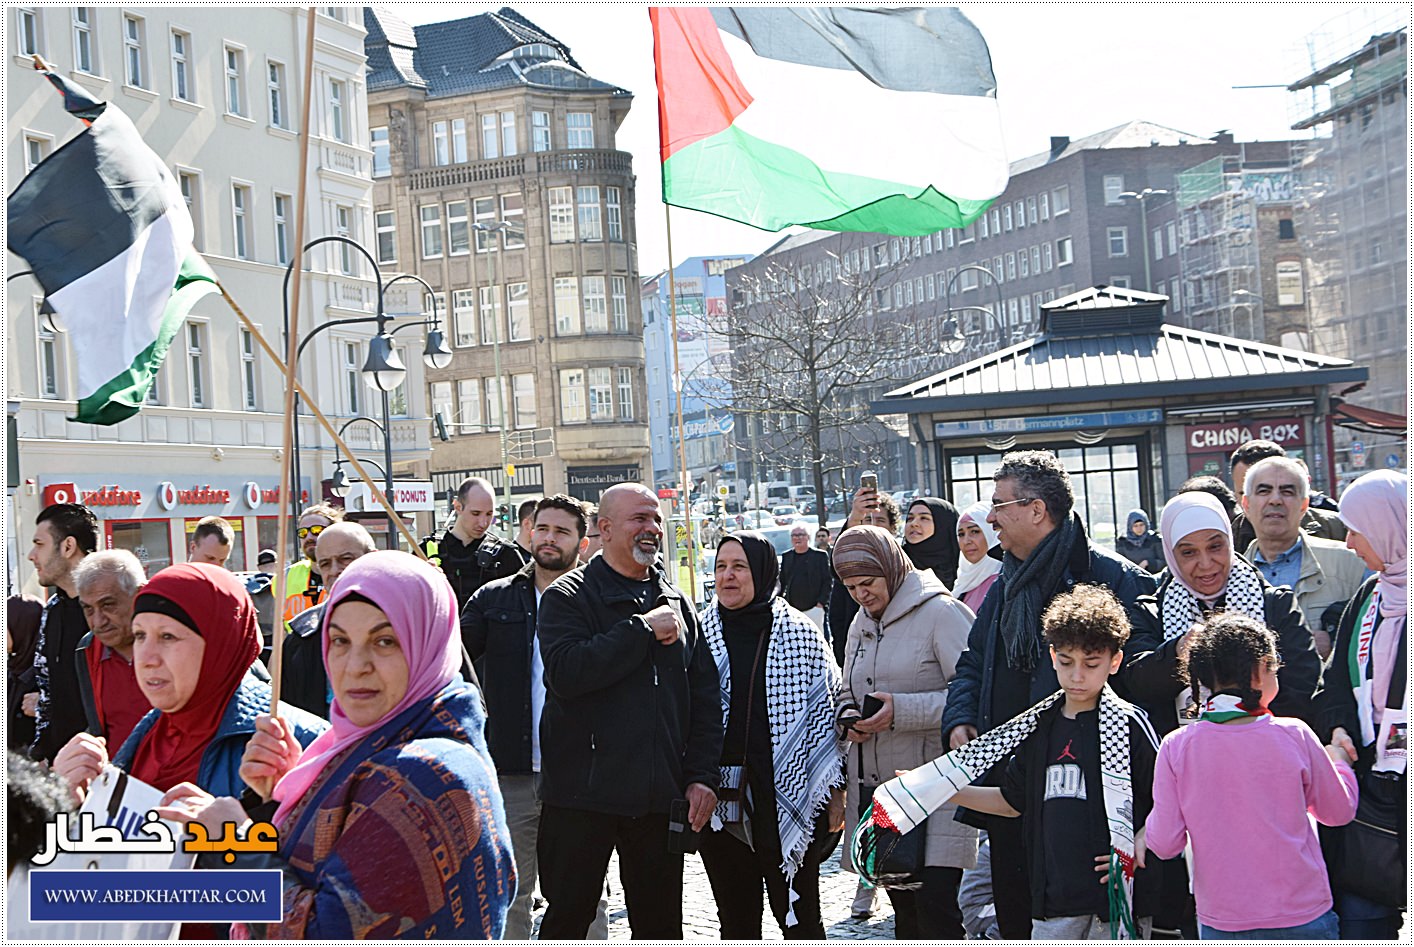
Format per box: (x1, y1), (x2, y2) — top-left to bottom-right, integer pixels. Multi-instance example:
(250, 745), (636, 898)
(391, 2), (1406, 274)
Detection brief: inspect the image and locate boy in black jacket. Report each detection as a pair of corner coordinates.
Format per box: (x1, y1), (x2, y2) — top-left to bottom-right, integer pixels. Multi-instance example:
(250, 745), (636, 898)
(951, 585), (1161, 938)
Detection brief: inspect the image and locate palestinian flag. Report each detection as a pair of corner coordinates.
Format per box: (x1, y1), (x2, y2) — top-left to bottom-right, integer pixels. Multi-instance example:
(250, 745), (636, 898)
(652, 7), (1008, 236)
(7, 67), (217, 425)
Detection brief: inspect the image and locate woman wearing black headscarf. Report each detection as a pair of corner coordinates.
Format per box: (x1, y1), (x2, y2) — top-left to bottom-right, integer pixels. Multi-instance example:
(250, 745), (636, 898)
(904, 497), (961, 588)
(698, 532), (846, 939)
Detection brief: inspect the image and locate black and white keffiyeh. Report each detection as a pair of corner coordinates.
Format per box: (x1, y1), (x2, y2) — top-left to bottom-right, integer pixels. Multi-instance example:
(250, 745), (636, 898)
(1159, 555), (1267, 643)
(855, 685), (1158, 939)
(702, 597), (843, 922)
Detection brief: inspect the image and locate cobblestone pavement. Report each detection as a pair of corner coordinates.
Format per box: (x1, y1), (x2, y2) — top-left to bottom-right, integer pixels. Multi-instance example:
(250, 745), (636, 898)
(528, 845), (898, 940)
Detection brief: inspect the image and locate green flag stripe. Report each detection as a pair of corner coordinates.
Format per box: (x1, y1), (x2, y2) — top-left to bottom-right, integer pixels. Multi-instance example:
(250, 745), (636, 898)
(71, 250), (219, 425)
(663, 124), (994, 237)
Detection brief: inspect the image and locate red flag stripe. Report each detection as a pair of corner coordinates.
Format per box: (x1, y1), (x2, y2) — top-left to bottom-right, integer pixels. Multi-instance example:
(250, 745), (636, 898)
(650, 7), (753, 163)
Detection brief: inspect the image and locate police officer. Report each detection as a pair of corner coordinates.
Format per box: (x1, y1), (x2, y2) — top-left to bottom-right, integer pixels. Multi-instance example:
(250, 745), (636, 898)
(439, 477), (523, 612)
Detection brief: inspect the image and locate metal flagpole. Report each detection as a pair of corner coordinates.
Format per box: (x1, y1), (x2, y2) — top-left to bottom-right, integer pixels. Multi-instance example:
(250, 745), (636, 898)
(664, 206), (697, 600)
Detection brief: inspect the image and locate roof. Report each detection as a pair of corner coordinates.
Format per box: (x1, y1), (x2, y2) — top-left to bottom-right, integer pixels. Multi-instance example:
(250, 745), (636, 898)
(1009, 121), (1213, 176)
(363, 6), (628, 99)
(877, 311), (1366, 417)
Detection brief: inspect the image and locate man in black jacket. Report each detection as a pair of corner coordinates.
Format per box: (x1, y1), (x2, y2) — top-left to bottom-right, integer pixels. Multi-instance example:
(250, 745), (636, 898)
(780, 524), (830, 629)
(25, 503), (98, 764)
(439, 476), (524, 612)
(463, 495), (606, 940)
(536, 483), (722, 939)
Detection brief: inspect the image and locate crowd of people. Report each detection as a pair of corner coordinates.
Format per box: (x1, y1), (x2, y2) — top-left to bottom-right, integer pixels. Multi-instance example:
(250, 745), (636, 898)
(5, 438), (1406, 941)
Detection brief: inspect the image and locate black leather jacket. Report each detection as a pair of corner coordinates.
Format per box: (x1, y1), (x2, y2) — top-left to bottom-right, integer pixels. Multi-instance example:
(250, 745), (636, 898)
(462, 562), (539, 775)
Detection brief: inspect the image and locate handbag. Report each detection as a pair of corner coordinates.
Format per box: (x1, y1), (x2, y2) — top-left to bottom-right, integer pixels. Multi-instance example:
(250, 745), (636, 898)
(1321, 769), (1406, 908)
(856, 745), (926, 890)
(719, 632), (769, 847)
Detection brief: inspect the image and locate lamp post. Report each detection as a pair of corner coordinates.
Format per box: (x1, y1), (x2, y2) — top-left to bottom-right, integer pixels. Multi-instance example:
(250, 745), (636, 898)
(282, 238), (449, 545)
(939, 263), (1009, 356)
(1117, 188), (1170, 292)
(329, 456), (386, 499)
(470, 220), (524, 537)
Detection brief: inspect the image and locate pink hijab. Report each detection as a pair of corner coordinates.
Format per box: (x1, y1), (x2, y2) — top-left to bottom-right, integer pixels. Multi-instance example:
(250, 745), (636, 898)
(1339, 471), (1407, 721)
(272, 551), (461, 824)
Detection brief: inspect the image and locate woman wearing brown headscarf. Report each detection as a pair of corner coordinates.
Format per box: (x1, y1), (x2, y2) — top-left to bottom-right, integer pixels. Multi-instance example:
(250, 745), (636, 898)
(833, 525), (977, 939)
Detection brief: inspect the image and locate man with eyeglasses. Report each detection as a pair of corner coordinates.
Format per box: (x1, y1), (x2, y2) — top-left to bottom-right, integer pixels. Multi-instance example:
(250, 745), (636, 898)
(282, 503), (344, 625)
(941, 450), (1156, 939)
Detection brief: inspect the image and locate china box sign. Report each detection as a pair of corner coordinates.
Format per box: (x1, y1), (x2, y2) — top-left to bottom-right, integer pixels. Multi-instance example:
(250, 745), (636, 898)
(1185, 417), (1305, 453)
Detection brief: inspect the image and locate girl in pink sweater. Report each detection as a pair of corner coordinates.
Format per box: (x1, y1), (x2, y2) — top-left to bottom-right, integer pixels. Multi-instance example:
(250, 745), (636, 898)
(1145, 613), (1358, 939)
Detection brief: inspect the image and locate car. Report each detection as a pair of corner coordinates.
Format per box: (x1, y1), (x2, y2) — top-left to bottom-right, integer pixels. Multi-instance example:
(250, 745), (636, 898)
(738, 509), (774, 529)
(771, 504), (799, 525)
(757, 525), (797, 556)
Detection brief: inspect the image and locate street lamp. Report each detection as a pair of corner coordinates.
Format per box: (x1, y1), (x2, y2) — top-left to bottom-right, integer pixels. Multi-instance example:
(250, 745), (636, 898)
(939, 263), (1008, 356)
(329, 456), (387, 499)
(1117, 188), (1170, 292)
(282, 238), (444, 545)
(471, 219), (525, 536)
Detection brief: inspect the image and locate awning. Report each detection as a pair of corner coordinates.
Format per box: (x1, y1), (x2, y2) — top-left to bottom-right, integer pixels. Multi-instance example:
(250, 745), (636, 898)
(1331, 400), (1408, 436)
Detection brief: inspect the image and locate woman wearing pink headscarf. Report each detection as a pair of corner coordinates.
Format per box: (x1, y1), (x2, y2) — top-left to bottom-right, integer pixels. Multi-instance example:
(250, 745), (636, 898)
(158, 552), (515, 939)
(1124, 490), (1321, 735)
(1320, 470), (1407, 939)
(952, 501), (1003, 613)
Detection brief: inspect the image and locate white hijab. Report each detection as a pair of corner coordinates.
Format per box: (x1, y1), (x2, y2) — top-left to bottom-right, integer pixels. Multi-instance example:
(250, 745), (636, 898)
(952, 501), (1002, 598)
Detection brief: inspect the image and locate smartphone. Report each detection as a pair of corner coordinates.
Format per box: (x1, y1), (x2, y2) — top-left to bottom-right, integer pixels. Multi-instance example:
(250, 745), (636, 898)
(860, 471), (878, 493)
(667, 798), (699, 854)
(861, 694), (885, 720)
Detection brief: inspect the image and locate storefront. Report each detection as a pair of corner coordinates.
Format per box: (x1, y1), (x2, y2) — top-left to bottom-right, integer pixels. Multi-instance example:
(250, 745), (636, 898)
(32, 475), (310, 578)
(874, 286), (1366, 546)
(566, 464), (643, 503)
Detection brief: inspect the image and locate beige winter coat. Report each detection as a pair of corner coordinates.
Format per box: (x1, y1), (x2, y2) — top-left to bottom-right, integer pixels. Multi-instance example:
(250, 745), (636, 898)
(839, 568), (979, 871)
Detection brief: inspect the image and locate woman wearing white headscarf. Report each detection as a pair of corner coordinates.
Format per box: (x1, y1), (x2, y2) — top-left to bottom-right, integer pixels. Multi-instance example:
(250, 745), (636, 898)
(1123, 490), (1322, 735)
(952, 501), (1002, 613)
(1319, 470), (1407, 939)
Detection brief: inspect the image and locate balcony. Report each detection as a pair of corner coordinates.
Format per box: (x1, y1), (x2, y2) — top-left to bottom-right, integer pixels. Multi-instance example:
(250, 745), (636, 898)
(408, 149), (633, 191)
(319, 140), (367, 179)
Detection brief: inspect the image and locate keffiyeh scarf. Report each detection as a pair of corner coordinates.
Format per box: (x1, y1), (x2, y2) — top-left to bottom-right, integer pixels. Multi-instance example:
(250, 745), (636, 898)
(853, 685), (1156, 939)
(702, 598), (843, 924)
(1159, 555), (1267, 643)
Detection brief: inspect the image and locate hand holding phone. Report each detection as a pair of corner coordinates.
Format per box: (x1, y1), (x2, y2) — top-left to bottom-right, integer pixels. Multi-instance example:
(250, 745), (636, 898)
(860, 471), (878, 493)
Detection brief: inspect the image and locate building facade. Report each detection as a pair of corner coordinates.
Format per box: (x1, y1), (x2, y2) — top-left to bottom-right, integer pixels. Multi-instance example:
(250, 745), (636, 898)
(1289, 21), (1407, 487)
(6, 6), (422, 590)
(363, 7), (649, 507)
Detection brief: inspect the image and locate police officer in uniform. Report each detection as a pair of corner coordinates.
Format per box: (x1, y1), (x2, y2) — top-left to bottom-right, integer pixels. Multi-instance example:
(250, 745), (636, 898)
(438, 477), (524, 612)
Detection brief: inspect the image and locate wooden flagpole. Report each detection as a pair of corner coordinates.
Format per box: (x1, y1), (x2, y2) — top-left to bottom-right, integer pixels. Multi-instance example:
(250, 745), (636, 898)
(664, 206), (698, 600)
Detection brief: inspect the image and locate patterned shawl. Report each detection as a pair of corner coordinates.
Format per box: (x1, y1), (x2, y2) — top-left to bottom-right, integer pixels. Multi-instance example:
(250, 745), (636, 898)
(702, 597), (843, 924)
(854, 685), (1158, 939)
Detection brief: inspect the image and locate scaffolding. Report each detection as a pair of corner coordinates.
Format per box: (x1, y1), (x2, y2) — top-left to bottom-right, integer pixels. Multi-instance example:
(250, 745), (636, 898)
(1175, 154), (1264, 341)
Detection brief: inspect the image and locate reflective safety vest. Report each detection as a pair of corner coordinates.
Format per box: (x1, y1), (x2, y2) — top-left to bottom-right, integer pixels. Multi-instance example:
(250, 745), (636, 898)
(282, 559), (325, 624)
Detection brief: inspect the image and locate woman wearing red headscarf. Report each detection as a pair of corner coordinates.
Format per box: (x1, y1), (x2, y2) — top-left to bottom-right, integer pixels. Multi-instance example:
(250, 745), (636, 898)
(52, 563), (325, 803)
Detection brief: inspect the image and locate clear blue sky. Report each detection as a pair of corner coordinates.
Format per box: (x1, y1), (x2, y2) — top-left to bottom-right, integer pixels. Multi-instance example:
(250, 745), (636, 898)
(392, 3), (1404, 273)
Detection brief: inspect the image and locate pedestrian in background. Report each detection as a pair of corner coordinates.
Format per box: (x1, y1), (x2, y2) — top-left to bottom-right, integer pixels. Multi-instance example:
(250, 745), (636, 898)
(1115, 508), (1164, 573)
(952, 501), (1003, 614)
(903, 496), (961, 588)
(781, 524), (831, 631)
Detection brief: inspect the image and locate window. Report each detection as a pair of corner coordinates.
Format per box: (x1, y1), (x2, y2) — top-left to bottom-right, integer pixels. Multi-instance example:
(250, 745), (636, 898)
(485, 376), (507, 432)
(273, 193), (290, 265)
(432, 121), (449, 166)
(990, 207), (1001, 233)
(583, 276), (607, 333)
(554, 277), (581, 334)
(978, 214), (988, 239)
(1277, 218), (1295, 240)
(458, 378), (481, 432)
(893, 284), (904, 308)
(1103, 175), (1125, 205)
(266, 60), (288, 128)
(23, 134), (50, 173)
(343, 341), (360, 414)
(606, 187), (622, 241)
(224, 46), (245, 116)
(559, 369), (586, 423)
(431, 382), (453, 431)
(387, 345), (408, 417)
(451, 118), (467, 163)
(472, 197), (495, 252)
(1040, 192), (1049, 220)
(37, 302), (62, 398)
(328, 79), (346, 141)
(589, 368), (613, 420)
(507, 282), (530, 341)
(479, 285), (502, 345)
(171, 30), (192, 101)
(240, 328), (258, 410)
(903, 280), (914, 305)
(178, 171), (202, 248)
(925, 273), (936, 300)
(231, 184), (251, 259)
(617, 368), (634, 420)
(1021, 296), (1031, 322)
(890, 238), (901, 262)
(566, 112), (594, 148)
(123, 15), (146, 88)
(1110, 276), (1130, 288)
(1018, 250), (1029, 278)
(1166, 221), (1178, 255)
(1014, 200), (1024, 228)
(17, 8), (40, 56)
(548, 187), (575, 242)
(367, 126), (390, 177)
(335, 205), (353, 273)
(500, 111), (516, 156)
(446, 200), (469, 255)
(1042, 241), (1053, 271)
(577, 186), (602, 241)
(911, 236), (922, 257)
(73, 9), (95, 75)
(452, 289), (476, 347)
(512, 373), (536, 429)
(481, 114), (498, 159)
(1056, 236), (1073, 266)
(1051, 185), (1070, 215)
(374, 209), (396, 264)
(187, 322), (207, 407)
(1005, 252), (1016, 281)
(1152, 228), (1163, 260)
(1003, 204), (1012, 231)
(1027, 196), (1038, 224)
(1030, 246), (1041, 275)
(501, 194), (524, 248)
(532, 110), (551, 152)
(992, 256), (1003, 282)
(1107, 226), (1128, 257)
(611, 276), (629, 332)
(1276, 260), (1304, 306)
(945, 229), (955, 249)
(1169, 278), (1182, 312)
(872, 243), (887, 267)
(419, 205), (442, 257)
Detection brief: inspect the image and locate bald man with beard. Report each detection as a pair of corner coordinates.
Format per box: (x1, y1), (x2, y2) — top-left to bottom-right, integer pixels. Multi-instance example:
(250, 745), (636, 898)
(535, 484), (722, 939)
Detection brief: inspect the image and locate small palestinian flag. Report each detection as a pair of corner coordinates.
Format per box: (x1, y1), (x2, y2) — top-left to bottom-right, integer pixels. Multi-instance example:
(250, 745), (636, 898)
(651, 7), (1009, 236)
(7, 66), (217, 425)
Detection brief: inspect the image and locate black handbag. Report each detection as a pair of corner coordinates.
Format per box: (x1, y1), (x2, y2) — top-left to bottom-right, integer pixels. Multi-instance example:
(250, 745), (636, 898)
(856, 746), (926, 890)
(1321, 769), (1406, 908)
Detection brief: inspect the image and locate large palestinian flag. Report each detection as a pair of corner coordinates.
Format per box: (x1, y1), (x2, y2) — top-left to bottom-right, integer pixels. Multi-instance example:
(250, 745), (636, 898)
(7, 68), (217, 425)
(652, 7), (1009, 236)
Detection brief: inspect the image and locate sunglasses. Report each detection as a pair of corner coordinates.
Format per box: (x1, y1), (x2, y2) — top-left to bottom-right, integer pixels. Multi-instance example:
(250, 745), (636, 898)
(297, 524), (327, 541)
